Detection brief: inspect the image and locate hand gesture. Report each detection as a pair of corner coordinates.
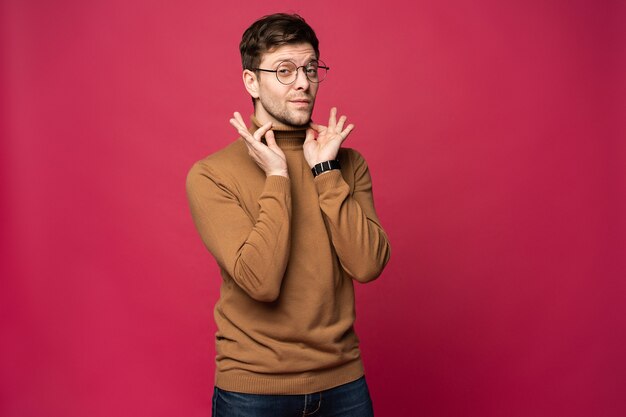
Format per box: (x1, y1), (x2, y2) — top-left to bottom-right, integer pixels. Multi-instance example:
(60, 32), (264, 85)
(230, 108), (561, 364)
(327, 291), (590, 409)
(229, 112), (289, 178)
(303, 107), (354, 168)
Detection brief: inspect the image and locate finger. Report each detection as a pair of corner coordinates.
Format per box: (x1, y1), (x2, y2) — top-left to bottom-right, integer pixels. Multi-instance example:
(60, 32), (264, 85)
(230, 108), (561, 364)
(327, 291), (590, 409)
(230, 117), (247, 132)
(264, 129), (277, 148)
(341, 124), (355, 140)
(328, 107), (337, 129)
(243, 135), (266, 154)
(253, 122), (273, 142)
(230, 112), (245, 129)
(336, 115), (347, 132)
(230, 121), (258, 147)
(230, 118), (252, 140)
(230, 112), (252, 138)
(233, 111), (246, 127)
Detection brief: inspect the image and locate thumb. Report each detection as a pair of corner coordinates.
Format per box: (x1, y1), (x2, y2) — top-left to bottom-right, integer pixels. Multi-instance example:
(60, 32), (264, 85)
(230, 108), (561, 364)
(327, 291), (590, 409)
(265, 129), (277, 147)
(309, 123), (323, 133)
(304, 128), (316, 145)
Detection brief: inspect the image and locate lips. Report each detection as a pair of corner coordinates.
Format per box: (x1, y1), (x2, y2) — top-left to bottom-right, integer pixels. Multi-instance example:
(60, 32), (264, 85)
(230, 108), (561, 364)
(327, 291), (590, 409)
(289, 96), (311, 104)
(289, 98), (311, 108)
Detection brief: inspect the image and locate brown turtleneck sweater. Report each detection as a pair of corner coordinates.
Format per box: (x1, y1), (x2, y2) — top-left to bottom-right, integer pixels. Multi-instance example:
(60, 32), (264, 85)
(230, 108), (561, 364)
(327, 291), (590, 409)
(186, 116), (390, 394)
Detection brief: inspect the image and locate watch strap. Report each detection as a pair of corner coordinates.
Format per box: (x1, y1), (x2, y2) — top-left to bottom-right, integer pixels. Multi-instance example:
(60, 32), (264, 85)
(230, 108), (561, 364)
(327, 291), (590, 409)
(311, 160), (341, 177)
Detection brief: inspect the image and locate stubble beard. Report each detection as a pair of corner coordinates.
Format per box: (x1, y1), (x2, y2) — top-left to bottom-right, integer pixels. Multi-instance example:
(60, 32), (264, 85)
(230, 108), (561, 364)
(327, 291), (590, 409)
(257, 96), (315, 128)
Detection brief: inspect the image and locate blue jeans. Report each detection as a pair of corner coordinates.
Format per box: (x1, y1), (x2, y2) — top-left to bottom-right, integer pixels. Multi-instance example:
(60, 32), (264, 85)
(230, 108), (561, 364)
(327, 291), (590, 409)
(212, 376), (374, 417)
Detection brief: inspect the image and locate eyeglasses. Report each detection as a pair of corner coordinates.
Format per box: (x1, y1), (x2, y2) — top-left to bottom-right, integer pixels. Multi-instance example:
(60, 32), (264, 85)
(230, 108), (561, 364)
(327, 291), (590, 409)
(251, 59), (329, 85)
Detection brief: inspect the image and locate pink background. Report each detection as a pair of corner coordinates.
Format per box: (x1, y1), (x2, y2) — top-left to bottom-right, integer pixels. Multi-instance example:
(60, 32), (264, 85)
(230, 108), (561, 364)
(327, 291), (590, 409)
(2, 0), (625, 416)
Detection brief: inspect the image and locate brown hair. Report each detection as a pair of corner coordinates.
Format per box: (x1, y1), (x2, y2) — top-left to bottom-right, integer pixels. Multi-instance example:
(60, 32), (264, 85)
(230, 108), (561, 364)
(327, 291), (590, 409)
(240, 13), (320, 70)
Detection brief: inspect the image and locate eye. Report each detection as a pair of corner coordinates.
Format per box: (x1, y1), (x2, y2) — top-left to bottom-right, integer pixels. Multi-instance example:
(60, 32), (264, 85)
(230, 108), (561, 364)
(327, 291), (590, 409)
(276, 61), (296, 76)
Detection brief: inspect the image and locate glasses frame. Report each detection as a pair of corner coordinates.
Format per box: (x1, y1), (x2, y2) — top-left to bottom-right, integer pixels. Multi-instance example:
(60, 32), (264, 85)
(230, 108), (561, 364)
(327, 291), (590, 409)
(251, 59), (330, 85)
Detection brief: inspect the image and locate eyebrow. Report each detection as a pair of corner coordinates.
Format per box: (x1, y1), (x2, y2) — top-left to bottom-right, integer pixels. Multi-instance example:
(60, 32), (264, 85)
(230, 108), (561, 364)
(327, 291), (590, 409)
(268, 55), (317, 66)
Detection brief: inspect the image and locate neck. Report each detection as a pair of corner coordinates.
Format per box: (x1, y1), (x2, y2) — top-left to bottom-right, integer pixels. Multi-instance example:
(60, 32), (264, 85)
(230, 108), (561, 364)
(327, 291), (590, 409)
(253, 114), (292, 130)
(253, 105), (312, 130)
(250, 115), (308, 149)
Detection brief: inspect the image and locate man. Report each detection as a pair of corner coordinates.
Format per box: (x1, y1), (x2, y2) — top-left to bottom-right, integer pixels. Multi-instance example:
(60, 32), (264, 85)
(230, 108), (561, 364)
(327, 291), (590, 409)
(186, 13), (390, 417)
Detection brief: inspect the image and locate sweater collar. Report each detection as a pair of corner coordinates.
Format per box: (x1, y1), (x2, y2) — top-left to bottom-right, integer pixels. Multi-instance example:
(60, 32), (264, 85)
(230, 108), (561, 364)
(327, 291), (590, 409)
(249, 115), (308, 150)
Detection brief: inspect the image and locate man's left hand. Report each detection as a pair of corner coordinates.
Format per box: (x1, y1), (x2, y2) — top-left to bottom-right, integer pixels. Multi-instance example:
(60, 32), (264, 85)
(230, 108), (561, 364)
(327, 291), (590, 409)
(304, 107), (354, 168)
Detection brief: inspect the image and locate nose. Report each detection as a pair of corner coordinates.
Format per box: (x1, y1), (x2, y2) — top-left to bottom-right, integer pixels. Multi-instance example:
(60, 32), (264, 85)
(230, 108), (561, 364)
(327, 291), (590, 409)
(293, 66), (310, 90)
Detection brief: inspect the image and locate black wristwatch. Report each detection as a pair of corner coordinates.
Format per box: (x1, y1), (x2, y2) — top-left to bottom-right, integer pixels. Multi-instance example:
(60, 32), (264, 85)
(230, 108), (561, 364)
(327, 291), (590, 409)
(311, 160), (341, 177)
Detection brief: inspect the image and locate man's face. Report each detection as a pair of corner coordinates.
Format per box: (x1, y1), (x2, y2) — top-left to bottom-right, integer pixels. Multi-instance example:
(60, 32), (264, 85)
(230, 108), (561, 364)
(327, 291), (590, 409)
(249, 43), (319, 128)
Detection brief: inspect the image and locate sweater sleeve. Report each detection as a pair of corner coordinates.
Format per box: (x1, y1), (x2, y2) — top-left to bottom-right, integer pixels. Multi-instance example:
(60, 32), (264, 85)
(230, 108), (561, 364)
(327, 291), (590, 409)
(313, 151), (391, 283)
(186, 164), (292, 302)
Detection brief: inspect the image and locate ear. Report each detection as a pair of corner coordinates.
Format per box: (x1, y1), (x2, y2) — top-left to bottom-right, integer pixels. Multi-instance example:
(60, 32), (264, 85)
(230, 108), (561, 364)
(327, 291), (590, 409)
(243, 70), (260, 99)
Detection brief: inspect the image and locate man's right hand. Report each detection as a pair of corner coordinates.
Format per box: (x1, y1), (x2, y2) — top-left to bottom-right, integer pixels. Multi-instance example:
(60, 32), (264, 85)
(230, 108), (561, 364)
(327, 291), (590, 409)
(229, 112), (289, 178)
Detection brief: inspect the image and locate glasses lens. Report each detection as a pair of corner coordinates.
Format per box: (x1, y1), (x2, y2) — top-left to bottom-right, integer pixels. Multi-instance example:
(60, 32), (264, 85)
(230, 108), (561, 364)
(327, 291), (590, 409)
(274, 60), (328, 84)
(305, 60), (327, 83)
(276, 61), (297, 84)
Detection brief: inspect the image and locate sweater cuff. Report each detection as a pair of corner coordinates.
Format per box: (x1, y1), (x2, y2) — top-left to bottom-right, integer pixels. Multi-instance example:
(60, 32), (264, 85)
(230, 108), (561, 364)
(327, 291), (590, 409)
(264, 175), (291, 194)
(313, 169), (346, 193)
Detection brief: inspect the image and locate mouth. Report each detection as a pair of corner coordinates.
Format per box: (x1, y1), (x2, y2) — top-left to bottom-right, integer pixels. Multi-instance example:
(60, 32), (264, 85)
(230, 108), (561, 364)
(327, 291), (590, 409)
(289, 99), (311, 108)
